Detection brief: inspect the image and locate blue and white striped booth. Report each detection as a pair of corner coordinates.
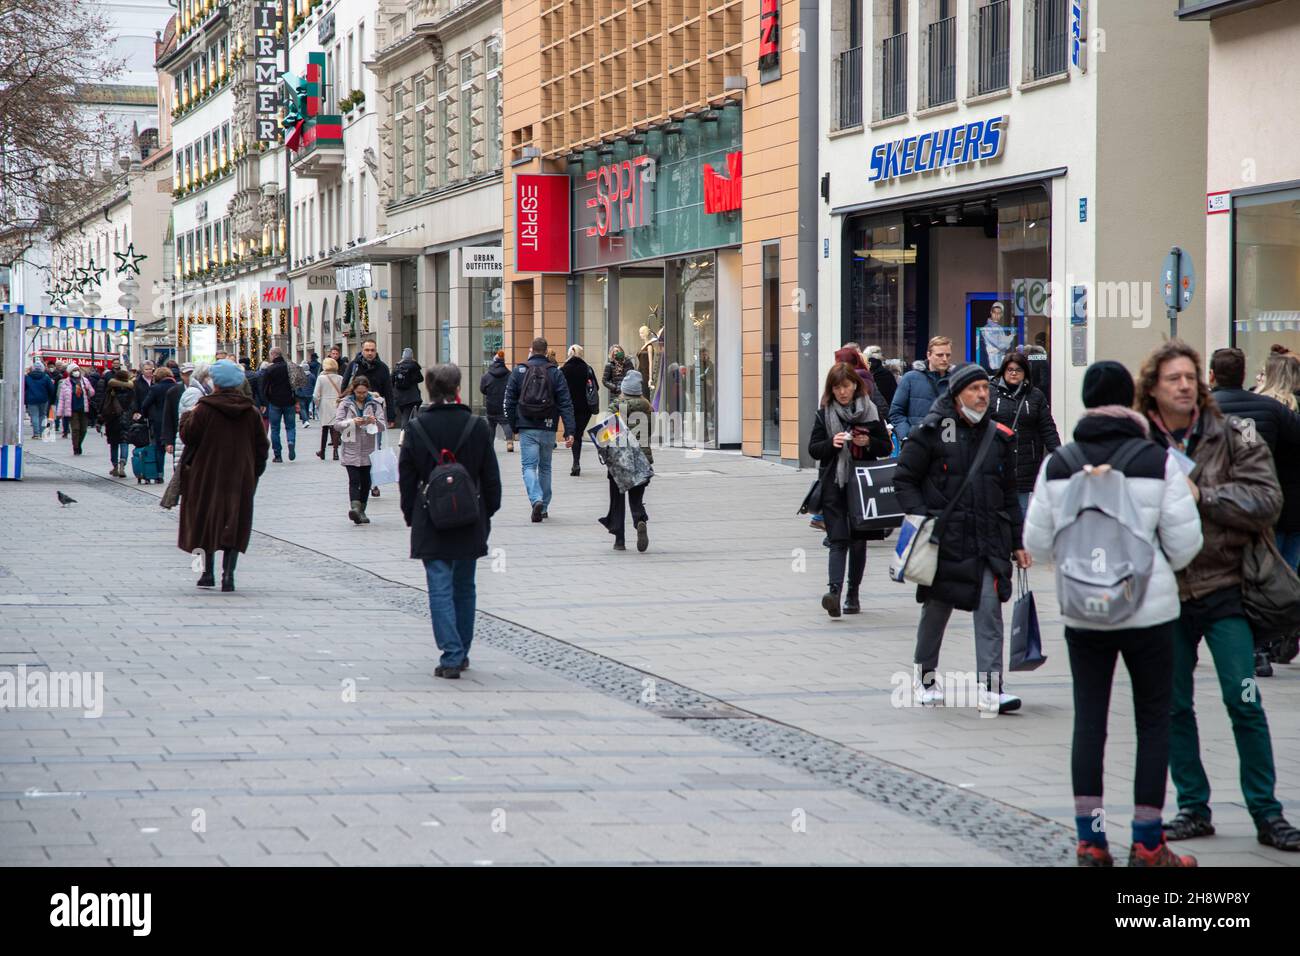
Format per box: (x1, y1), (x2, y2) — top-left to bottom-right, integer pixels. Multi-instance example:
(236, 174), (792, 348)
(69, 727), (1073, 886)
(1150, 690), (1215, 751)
(1, 304), (136, 481)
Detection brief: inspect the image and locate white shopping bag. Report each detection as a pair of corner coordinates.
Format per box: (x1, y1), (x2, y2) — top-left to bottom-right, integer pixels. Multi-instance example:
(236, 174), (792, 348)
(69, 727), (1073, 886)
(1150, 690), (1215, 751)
(369, 445), (399, 486)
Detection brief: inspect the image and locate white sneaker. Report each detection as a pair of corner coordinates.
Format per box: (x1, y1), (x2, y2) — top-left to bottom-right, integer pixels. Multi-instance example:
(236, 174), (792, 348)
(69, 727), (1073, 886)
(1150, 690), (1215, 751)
(978, 687), (1022, 714)
(912, 666), (944, 706)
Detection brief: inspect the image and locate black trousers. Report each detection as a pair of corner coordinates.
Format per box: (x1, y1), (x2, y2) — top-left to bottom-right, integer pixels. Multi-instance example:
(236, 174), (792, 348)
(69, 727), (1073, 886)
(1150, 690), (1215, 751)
(601, 476), (649, 542)
(1064, 622), (1174, 810)
(319, 421), (341, 455)
(828, 540), (867, 592)
(572, 412), (592, 466)
(345, 465), (372, 502)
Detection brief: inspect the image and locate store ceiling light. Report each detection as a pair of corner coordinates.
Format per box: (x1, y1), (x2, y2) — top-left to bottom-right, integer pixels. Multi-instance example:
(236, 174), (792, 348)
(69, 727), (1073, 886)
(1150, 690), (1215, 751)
(853, 248), (918, 265)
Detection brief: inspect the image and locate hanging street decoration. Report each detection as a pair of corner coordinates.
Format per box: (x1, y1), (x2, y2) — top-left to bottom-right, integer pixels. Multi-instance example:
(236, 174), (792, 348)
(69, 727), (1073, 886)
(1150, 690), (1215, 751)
(75, 258), (107, 291)
(113, 242), (148, 276)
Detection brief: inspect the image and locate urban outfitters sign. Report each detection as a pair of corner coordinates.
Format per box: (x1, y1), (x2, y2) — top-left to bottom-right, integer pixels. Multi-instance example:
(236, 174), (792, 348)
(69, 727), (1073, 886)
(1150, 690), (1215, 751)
(868, 115), (1008, 183)
(254, 0), (282, 142)
(462, 247), (503, 278)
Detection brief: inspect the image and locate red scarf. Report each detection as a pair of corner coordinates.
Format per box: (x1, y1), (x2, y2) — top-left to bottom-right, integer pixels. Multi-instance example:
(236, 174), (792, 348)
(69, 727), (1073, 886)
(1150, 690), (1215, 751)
(1149, 405), (1200, 453)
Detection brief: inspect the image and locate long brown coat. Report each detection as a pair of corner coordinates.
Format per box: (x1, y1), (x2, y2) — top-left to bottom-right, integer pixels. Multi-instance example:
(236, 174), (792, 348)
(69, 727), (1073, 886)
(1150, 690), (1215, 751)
(177, 389), (270, 554)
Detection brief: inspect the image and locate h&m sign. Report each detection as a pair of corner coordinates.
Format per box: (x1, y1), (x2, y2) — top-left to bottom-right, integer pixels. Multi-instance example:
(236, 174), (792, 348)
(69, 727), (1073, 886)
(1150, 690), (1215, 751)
(259, 280), (292, 308)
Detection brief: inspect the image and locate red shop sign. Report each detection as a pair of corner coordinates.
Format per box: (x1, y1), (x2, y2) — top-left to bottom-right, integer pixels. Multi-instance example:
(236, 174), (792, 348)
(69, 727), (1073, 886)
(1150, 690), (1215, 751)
(585, 155), (655, 238)
(515, 173), (572, 274)
(759, 0), (780, 68)
(703, 151), (742, 214)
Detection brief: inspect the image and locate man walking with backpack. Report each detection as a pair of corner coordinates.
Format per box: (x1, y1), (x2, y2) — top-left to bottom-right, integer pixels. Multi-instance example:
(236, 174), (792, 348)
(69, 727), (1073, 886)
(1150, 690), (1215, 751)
(1025, 361), (1203, 867)
(1136, 340), (1300, 853)
(399, 364), (501, 680)
(504, 337), (576, 522)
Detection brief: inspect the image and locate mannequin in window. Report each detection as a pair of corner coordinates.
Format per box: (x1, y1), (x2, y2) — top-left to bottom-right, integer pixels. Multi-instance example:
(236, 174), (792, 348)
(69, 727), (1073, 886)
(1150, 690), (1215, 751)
(637, 313), (663, 392)
(979, 301), (1018, 372)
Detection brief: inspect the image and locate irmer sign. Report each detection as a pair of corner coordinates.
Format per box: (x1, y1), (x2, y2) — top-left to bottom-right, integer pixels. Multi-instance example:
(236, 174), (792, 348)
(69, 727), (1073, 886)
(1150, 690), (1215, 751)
(868, 115), (1008, 183)
(254, 0), (281, 142)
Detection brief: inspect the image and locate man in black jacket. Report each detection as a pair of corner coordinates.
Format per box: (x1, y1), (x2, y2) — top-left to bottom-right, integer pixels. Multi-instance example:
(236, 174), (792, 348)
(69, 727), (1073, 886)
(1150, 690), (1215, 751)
(161, 364), (191, 459)
(260, 347), (299, 462)
(341, 338), (398, 427)
(504, 337), (576, 522)
(1209, 347), (1300, 453)
(399, 363), (502, 680)
(894, 362), (1030, 715)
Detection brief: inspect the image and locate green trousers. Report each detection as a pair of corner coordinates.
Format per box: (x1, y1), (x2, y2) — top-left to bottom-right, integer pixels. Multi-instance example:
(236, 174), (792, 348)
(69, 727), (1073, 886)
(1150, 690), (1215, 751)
(1170, 614), (1282, 823)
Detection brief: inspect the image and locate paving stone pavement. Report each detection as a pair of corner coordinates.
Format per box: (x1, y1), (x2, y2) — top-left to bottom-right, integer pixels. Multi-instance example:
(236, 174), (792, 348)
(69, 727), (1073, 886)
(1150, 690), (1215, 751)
(10, 420), (1300, 866)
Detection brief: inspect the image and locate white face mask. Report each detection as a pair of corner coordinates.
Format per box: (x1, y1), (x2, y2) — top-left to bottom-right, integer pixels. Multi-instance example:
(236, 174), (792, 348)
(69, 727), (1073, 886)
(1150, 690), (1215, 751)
(960, 403), (985, 424)
(72, 371), (81, 378)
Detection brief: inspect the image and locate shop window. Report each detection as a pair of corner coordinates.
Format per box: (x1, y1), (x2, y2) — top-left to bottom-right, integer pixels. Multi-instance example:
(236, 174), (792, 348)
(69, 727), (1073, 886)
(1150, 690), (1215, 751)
(668, 253), (716, 448)
(469, 275), (503, 413)
(1233, 188), (1300, 382)
(762, 243), (781, 455)
(579, 274), (609, 380)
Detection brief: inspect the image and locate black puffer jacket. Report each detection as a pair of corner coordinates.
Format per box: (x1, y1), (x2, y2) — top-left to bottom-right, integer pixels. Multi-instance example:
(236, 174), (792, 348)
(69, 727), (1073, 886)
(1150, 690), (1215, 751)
(894, 392), (1023, 611)
(1210, 386), (1300, 454)
(561, 356), (596, 418)
(479, 357), (511, 417)
(868, 357), (897, 406)
(393, 358), (424, 408)
(989, 378), (1061, 492)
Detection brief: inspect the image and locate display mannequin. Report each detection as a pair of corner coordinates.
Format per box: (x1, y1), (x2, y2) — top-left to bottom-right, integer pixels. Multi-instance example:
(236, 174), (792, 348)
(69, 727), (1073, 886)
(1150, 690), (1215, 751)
(638, 310), (663, 391)
(979, 301), (1018, 371)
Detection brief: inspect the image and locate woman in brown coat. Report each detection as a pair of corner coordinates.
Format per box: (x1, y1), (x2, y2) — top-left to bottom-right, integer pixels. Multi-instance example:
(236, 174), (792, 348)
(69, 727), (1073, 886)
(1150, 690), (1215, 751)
(177, 360), (270, 591)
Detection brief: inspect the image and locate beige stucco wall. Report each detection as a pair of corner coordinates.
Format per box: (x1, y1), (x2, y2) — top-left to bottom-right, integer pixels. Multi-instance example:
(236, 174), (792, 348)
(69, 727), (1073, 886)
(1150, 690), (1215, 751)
(1094, 0), (1208, 385)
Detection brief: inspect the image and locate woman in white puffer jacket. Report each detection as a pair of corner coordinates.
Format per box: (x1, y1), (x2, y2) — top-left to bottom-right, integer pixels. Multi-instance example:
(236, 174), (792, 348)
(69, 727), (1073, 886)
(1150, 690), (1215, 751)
(1023, 360), (1203, 869)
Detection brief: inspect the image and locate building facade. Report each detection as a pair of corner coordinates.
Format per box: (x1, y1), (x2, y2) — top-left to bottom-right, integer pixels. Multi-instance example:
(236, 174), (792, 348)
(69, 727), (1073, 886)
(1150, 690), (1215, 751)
(821, 0), (1209, 434)
(1181, 0), (1300, 379)
(162, 0), (290, 365)
(367, 0), (504, 411)
(501, 0), (817, 460)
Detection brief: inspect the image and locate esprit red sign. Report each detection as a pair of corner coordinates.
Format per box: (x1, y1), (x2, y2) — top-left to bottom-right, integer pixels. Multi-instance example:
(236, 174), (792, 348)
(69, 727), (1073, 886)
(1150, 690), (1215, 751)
(759, 0), (780, 69)
(703, 151), (742, 214)
(515, 173), (571, 274)
(585, 155), (655, 238)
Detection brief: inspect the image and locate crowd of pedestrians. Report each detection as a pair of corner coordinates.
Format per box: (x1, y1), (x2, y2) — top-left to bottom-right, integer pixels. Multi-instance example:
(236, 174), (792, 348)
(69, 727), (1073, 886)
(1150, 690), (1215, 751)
(25, 325), (1300, 866)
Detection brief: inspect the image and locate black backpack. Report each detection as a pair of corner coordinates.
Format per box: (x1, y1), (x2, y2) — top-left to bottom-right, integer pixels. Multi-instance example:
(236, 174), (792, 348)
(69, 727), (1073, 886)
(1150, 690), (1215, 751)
(393, 363), (413, 391)
(517, 363), (557, 420)
(407, 415), (481, 531)
(583, 364), (599, 410)
(126, 421), (151, 447)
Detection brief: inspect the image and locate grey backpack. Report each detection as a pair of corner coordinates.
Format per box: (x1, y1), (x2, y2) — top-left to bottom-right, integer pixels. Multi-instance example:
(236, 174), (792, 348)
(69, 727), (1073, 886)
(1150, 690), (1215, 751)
(1050, 440), (1155, 626)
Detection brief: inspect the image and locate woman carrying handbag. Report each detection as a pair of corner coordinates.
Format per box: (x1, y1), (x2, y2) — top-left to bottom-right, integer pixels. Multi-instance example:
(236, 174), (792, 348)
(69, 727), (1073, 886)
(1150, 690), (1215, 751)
(331, 376), (387, 524)
(807, 362), (893, 617)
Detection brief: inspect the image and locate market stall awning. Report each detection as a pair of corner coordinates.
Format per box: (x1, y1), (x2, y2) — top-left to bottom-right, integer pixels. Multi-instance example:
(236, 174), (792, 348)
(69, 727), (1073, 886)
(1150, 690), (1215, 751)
(1, 303), (136, 333)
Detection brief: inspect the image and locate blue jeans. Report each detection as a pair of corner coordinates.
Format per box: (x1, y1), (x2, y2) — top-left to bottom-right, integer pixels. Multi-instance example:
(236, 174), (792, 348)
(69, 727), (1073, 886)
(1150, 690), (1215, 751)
(26, 403), (48, 437)
(268, 404), (296, 455)
(1276, 531), (1300, 572)
(519, 429), (555, 508)
(423, 558), (477, 669)
(298, 399), (313, 423)
(111, 442), (129, 467)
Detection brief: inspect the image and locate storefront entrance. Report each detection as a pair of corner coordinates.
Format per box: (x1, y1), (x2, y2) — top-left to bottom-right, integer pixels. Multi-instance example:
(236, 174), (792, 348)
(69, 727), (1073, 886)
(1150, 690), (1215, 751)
(844, 184), (1052, 398)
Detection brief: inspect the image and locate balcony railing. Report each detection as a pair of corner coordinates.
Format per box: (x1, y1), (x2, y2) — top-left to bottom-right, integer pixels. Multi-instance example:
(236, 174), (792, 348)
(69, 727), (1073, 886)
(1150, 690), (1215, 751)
(836, 46), (863, 129)
(926, 16), (956, 107)
(1032, 0), (1068, 80)
(881, 31), (907, 120)
(977, 1), (1010, 94)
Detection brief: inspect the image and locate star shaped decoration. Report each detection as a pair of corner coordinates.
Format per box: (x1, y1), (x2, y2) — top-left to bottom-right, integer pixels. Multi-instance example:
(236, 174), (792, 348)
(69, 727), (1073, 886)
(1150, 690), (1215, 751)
(47, 286), (67, 308)
(75, 258), (107, 291)
(114, 242), (148, 276)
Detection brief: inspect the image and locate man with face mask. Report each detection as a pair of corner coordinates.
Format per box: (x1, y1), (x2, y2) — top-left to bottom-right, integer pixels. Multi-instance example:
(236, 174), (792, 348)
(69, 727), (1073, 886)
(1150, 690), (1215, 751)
(894, 362), (1030, 714)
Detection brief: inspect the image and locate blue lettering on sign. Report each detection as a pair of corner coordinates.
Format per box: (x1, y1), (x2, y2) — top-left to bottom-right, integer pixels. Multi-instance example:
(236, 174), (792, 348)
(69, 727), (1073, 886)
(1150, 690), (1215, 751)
(1079, 197), (1088, 222)
(868, 115), (1009, 183)
(1071, 1), (1083, 67)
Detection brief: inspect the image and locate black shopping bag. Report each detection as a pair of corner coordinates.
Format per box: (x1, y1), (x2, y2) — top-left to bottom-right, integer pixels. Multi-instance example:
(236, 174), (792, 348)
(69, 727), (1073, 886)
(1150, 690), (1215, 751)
(1010, 569), (1047, 671)
(850, 461), (905, 532)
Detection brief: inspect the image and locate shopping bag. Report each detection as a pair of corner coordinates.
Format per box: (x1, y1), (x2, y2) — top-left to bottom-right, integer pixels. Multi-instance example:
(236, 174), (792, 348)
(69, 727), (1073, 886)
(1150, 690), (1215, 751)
(369, 445), (399, 486)
(1009, 569), (1047, 671)
(41, 426), (57, 443)
(850, 461), (905, 532)
(889, 515), (939, 586)
(797, 478), (822, 516)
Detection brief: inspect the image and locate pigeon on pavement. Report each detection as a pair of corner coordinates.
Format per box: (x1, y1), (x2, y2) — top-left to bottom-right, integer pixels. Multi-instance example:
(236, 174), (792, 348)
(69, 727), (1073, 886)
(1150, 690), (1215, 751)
(57, 491), (76, 507)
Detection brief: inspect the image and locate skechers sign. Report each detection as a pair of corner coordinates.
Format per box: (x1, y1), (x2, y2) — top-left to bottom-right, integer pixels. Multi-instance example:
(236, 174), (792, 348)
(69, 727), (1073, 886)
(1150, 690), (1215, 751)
(868, 116), (1008, 184)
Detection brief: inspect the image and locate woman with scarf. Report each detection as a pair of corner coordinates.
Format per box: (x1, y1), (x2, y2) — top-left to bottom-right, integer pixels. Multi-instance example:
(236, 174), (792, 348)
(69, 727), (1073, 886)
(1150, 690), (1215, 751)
(331, 376), (387, 524)
(808, 362), (893, 618)
(990, 350), (1061, 514)
(100, 368), (136, 477)
(602, 344), (635, 401)
(54, 363), (95, 455)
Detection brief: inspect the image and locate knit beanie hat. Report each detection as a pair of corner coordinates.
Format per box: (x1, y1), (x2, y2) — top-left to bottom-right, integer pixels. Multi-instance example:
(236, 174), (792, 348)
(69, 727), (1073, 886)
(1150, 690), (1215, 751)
(621, 369), (644, 396)
(1081, 360), (1135, 409)
(210, 360), (244, 389)
(947, 362), (989, 397)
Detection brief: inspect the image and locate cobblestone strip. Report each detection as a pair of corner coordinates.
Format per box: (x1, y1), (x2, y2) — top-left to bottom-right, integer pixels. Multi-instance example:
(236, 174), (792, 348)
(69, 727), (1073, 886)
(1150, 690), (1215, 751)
(24, 452), (1074, 865)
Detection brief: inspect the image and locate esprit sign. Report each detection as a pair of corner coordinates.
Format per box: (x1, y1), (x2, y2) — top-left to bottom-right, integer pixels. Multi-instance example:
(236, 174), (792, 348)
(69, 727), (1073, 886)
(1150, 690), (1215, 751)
(868, 115), (1007, 183)
(585, 156), (655, 238)
(703, 151), (742, 214)
(515, 174), (571, 274)
(259, 280), (292, 308)
(759, 0), (779, 72)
